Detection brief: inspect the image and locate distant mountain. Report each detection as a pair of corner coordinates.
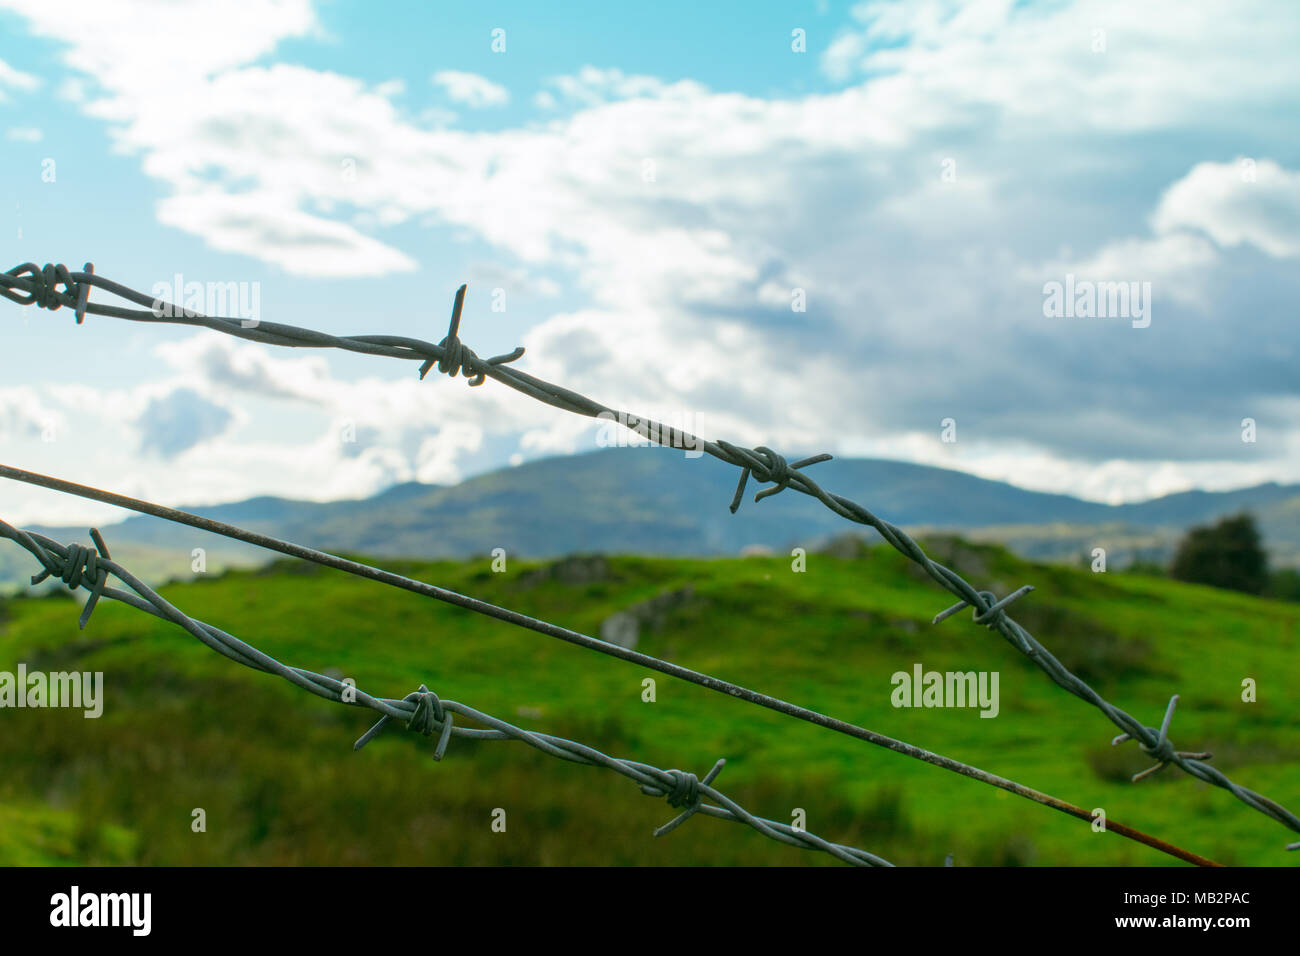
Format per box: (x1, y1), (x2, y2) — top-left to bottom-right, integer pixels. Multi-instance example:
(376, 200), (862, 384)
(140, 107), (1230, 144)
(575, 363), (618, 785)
(8, 448), (1299, 589)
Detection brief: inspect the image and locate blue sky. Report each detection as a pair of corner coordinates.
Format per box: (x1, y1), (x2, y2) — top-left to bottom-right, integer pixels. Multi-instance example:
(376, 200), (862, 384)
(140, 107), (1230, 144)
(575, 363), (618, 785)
(1, 0), (1297, 526)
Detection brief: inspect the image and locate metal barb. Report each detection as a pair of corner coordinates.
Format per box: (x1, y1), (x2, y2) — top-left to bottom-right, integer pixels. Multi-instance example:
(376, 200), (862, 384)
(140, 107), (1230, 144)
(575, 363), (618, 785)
(25, 526), (113, 628)
(649, 758), (726, 837)
(417, 284), (524, 386)
(75, 262), (93, 323)
(1112, 694), (1216, 784)
(405, 684), (455, 761)
(933, 585), (1034, 627)
(718, 441), (832, 513)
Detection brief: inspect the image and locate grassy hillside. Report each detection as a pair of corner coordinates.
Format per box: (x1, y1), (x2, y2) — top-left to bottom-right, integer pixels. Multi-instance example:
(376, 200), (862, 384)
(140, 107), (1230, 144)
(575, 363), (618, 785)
(0, 537), (1295, 866)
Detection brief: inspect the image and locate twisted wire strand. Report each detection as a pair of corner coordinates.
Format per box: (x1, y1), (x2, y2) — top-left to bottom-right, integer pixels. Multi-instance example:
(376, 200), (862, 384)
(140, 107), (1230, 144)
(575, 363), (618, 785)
(3, 261), (1296, 849)
(0, 470), (1227, 866)
(0, 517), (893, 867)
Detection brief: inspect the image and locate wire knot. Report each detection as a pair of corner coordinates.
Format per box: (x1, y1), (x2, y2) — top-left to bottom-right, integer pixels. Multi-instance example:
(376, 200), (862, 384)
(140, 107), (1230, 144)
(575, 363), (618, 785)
(641, 758), (726, 837)
(756, 446), (795, 487)
(2, 262), (94, 322)
(717, 441), (833, 513)
(406, 685), (447, 736)
(418, 284), (524, 387)
(1112, 695), (1212, 782)
(932, 585), (1034, 632)
(1140, 735), (1178, 765)
(355, 683), (455, 760)
(29, 528), (113, 628)
(663, 769), (702, 809)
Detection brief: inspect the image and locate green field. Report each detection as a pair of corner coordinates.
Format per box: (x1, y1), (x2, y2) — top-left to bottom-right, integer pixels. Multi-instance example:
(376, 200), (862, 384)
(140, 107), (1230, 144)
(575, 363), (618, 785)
(0, 536), (1295, 866)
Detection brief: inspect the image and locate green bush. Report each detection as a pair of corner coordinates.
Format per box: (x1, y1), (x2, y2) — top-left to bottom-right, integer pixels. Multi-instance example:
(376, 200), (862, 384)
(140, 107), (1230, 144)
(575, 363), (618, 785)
(1265, 568), (1300, 603)
(1170, 513), (1268, 595)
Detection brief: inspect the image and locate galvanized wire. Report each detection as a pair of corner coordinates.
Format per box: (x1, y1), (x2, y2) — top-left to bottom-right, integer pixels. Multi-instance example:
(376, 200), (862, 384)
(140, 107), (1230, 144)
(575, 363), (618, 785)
(0, 517), (892, 867)
(0, 466), (1225, 866)
(4, 260), (1297, 852)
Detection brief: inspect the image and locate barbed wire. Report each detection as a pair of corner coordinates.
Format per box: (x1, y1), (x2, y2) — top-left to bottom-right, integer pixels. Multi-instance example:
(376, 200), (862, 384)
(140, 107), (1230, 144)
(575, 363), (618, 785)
(0, 518), (896, 866)
(0, 464), (1226, 866)
(3, 260), (1296, 853)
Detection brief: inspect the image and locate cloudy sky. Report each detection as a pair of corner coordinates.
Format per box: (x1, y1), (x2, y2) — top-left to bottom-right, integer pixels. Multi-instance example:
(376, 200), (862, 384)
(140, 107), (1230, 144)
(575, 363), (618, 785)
(1, 0), (1297, 526)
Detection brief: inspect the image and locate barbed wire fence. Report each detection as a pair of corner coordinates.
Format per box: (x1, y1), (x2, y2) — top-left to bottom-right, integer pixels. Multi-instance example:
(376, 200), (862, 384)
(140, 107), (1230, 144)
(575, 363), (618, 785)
(0, 471), (1224, 867)
(2, 260), (1297, 863)
(0, 518), (894, 867)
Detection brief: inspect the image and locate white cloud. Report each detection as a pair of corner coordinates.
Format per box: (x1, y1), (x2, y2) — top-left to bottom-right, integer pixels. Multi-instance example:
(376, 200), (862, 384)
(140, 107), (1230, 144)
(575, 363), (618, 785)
(821, 0), (1300, 131)
(1, 0), (317, 93)
(841, 433), (1300, 507)
(135, 386), (235, 458)
(13, 0), (1293, 294)
(431, 70), (509, 108)
(0, 336), (504, 522)
(1152, 158), (1300, 259)
(0, 56), (39, 100)
(464, 262), (560, 299)
(1028, 231), (1221, 311)
(154, 189), (418, 277)
(154, 335), (333, 404)
(414, 422), (482, 483)
(821, 30), (868, 82)
(4, 126), (42, 141)
(2, 0), (1298, 516)
(56, 76), (87, 102)
(0, 387), (63, 441)
(1027, 158), (1300, 311)
(149, 332), (519, 487)
(539, 66), (679, 107)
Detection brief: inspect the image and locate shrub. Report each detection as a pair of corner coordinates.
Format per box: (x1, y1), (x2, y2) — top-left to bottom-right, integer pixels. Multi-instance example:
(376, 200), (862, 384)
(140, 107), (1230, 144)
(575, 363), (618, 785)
(1265, 568), (1300, 603)
(1170, 513), (1268, 595)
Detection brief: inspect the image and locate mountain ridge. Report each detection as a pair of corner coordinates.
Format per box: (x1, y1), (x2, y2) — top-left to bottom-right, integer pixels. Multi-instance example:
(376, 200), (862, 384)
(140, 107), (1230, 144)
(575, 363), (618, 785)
(10, 449), (1298, 586)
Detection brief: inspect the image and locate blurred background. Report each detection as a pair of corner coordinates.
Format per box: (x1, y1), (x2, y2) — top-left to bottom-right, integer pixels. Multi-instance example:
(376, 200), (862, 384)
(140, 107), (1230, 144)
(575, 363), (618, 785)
(0, 0), (1297, 864)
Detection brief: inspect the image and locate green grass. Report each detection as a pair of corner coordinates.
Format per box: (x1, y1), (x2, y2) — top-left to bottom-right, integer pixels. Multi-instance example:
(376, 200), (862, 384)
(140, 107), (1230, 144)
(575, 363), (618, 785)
(0, 537), (1295, 866)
